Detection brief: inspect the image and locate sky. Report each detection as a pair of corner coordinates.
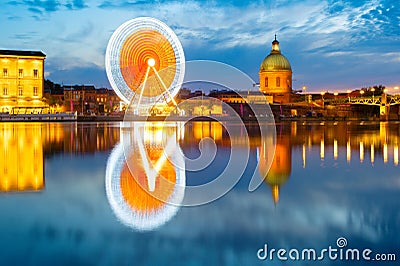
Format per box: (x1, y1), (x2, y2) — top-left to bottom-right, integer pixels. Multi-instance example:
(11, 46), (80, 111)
(0, 0), (399, 92)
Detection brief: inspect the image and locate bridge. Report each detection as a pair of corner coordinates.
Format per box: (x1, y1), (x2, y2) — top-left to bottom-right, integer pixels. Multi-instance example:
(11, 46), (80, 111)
(325, 94), (400, 106)
(324, 94), (400, 120)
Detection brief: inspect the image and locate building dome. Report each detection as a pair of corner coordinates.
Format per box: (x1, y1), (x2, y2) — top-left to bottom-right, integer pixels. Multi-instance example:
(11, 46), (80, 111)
(258, 35), (293, 101)
(260, 54), (292, 71)
(260, 37), (291, 71)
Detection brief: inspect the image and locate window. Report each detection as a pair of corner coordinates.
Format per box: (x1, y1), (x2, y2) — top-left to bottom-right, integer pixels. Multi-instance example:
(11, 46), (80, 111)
(3, 86), (8, 96)
(18, 86), (23, 96)
(3, 68), (8, 77)
(276, 77), (281, 87)
(265, 77), (268, 87)
(33, 86), (38, 96)
(33, 69), (38, 79)
(18, 69), (24, 78)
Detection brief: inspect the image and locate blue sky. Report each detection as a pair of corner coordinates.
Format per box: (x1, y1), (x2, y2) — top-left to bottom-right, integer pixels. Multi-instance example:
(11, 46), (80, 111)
(1, 0), (399, 92)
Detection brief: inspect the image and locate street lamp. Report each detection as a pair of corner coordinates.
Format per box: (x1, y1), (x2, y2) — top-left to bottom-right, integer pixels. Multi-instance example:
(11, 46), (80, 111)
(320, 91), (325, 108)
(371, 87), (375, 101)
(302, 86), (307, 103)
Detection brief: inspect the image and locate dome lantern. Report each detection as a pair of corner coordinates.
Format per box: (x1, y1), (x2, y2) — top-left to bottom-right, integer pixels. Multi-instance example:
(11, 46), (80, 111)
(271, 34), (280, 54)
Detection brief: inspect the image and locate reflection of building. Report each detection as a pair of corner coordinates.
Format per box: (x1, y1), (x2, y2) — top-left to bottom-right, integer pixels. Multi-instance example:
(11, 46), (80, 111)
(259, 125), (291, 204)
(259, 36), (292, 104)
(43, 123), (120, 155)
(0, 50), (47, 113)
(0, 124), (44, 192)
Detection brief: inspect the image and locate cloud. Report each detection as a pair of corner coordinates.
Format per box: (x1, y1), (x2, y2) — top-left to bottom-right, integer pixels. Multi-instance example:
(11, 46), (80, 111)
(4, 0), (397, 89)
(65, 0), (88, 10)
(6, 0), (89, 16)
(28, 7), (43, 15)
(13, 32), (38, 40)
(95, 0), (398, 54)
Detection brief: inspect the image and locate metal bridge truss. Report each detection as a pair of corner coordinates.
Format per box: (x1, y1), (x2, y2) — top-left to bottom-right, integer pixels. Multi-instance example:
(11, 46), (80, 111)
(326, 95), (400, 106)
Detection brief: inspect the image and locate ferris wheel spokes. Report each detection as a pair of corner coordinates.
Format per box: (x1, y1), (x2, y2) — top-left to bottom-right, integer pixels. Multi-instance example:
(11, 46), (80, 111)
(133, 58), (181, 114)
(135, 65), (151, 113)
(150, 65), (181, 112)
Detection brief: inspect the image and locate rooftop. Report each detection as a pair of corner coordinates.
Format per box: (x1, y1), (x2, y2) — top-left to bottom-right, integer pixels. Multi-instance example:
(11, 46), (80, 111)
(0, 50), (46, 57)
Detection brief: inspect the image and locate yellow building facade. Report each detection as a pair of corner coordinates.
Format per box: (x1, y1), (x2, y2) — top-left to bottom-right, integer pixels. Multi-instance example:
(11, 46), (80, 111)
(259, 36), (292, 103)
(0, 50), (47, 113)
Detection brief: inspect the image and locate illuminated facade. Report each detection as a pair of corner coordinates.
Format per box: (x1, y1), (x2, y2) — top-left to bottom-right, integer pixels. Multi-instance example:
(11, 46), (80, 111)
(0, 50), (47, 113)
(259, 36), (292, 104)
(0, 123), (44, 192)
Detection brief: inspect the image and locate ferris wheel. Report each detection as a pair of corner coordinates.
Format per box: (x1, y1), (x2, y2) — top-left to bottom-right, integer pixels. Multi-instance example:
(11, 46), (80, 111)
(105, 17), (185, 112)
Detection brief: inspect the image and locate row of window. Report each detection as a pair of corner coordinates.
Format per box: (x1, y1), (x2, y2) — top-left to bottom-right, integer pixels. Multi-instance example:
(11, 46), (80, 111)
(2, 68), (39, 78)
(264, 77), (291, 87)
(265, 77), (281, 87)
(2, 86), (39, 96)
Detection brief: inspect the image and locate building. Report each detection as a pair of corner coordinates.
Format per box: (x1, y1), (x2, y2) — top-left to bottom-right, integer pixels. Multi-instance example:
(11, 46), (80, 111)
(0, 50), (47, 113)
(259, 36), (293, 104)
(63, 85), (121, 114)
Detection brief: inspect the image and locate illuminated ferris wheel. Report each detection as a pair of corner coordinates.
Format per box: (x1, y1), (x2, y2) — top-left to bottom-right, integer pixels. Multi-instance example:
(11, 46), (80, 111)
(105, 17), (185, 112)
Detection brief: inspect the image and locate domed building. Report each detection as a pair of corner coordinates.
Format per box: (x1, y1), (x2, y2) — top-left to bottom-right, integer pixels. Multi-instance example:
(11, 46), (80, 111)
(259, 36), (292, 103)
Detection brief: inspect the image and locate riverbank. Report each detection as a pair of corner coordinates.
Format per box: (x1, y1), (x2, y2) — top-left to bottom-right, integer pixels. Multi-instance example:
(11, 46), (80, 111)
(0, 113), (77, 122)
(1, 113), (398, 123)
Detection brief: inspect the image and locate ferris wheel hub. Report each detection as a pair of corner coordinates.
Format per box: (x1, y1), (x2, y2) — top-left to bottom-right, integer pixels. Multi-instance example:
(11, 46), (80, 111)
(147, 58), (156, 67)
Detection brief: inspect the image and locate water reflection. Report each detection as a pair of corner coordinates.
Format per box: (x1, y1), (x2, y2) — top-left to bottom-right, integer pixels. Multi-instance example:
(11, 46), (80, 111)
(43, 123), (119, 155)
(106, 123), (185, 231)
(259, 127), (291, 204)
(0, 123), (44, 192)
(263, 122), (400, 204)
(0, 121), (399, 264)
(297, 122), (400, 166)
(0, 122), (120, 192)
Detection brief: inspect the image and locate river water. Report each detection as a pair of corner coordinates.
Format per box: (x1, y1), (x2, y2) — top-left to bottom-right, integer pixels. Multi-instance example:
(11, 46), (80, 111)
(0, 121), (399, 265)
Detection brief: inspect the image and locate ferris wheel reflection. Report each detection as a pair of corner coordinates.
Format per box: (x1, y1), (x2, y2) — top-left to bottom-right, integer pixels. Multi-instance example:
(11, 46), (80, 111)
(105, 122), (185, 231)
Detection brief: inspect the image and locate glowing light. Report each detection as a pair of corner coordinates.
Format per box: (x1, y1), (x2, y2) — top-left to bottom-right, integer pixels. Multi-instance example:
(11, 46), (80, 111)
(383, 143), (388, 163)
(394, 144), (399, 166)
(105, 143), (185, 231)
(302, 143), (306, 168)
(105, 17), (185, 105)
(370, 144), (374, 164)
(347, 140), (351, 163)
(360, 142), (364, 163)
(147, 58), (156, 67)
(333, 139), (338, 160)
(320, 139), (325, 160)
